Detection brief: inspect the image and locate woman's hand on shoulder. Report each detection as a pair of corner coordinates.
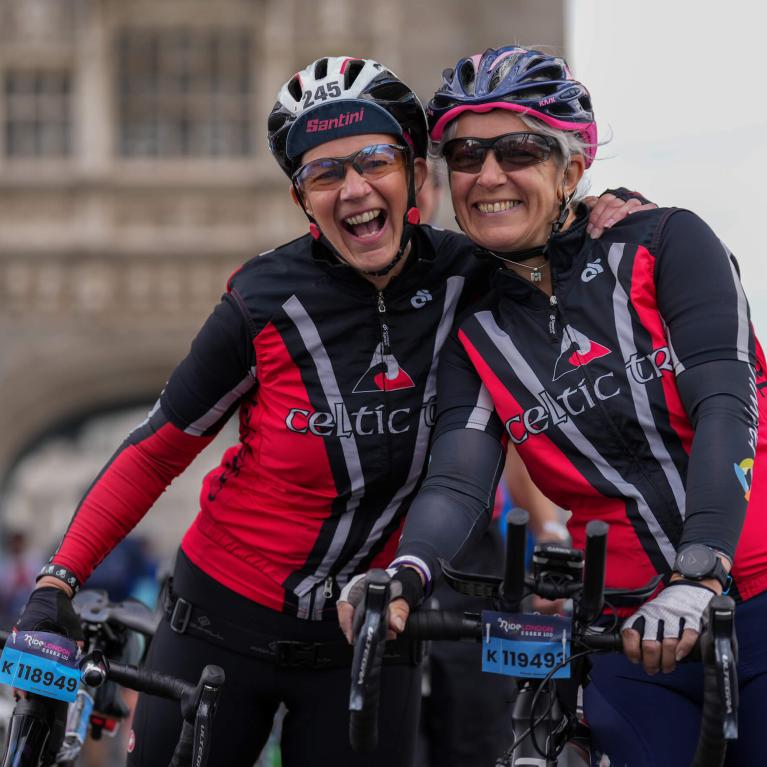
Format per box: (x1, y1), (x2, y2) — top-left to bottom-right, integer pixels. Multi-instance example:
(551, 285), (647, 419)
(583, 191), (658, 239)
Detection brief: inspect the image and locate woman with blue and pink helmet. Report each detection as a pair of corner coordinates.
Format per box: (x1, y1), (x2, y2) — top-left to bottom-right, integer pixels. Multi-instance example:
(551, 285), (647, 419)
(342, 45), (767, 765)
(426, 45), (600, 271)
(428, 46), (598, 163)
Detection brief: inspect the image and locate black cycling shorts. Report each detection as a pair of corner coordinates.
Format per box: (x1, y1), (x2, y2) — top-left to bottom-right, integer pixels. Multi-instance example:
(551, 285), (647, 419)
(127, 551), (421, 767)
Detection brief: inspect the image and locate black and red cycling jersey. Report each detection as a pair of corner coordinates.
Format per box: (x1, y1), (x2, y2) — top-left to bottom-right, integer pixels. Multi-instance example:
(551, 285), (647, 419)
(395, 207), (767, 603)
(51, 226), (489, 620)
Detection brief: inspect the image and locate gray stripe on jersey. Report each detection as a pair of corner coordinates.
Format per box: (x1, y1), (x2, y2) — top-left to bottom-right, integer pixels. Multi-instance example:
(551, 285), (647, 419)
(136, 398), (162, 430)
(282, 295), (366, 619)
(326, 276), (466, 619)
(467, 384), (495, 430)
(475, 310), (677, 568)
(662, 316), (686, 375)
(721, 241), (750, 364)
(607, 242), (687, 521)
(184, 368), (257, 436)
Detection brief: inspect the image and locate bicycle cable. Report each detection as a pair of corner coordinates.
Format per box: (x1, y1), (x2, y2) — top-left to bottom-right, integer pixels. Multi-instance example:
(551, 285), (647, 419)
(528, 648), (595, 761)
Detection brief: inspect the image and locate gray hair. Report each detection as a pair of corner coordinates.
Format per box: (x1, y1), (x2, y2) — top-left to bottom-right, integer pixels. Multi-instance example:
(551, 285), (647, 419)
(430, 111), (592, 200)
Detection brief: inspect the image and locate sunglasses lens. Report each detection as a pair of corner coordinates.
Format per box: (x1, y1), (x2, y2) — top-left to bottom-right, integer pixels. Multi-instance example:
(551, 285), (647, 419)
(296, 158), (346, 192)
(443, 133), (554, 173)
(495, 134), (552, 168)
(356, 144), (405, 179)
(443, 140), (486, 173)
(295, 145), (406, 193)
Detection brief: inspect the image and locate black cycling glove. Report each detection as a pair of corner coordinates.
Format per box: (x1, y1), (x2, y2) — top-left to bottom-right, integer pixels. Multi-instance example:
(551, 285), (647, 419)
(390, 567), (426, 611)
(15, 587), (83, 642)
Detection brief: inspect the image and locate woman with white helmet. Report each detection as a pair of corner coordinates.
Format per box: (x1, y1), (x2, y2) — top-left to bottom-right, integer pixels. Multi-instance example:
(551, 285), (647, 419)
(13, 55), (641, 766)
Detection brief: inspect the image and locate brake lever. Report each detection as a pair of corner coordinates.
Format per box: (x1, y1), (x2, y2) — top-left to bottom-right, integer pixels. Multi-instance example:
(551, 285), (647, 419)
(348, 570), (391, 754)
(349, 571), (390, 711)
(191, 667), (224, 767)
(708, 595), (738, 740)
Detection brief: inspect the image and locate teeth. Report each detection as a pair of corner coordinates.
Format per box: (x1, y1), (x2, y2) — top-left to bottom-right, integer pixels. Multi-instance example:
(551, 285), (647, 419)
(477, 201), (520, 213)
(344, 209), (381, 226)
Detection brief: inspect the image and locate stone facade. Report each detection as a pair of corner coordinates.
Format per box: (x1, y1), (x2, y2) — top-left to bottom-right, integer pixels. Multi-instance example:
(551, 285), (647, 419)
(0, 0), (563, 552)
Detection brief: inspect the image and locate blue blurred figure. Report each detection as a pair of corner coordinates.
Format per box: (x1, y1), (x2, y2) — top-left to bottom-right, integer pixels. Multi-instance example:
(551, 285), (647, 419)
(87, 535), (159, 607)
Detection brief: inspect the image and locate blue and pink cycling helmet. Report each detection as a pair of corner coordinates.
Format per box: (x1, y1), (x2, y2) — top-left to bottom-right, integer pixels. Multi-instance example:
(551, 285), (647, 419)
(428, 46), (597, 168)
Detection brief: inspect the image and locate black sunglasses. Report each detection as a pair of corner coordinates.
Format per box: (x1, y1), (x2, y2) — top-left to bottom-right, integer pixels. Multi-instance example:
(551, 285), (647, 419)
(292, 143), (408, 194)
(442, 132), (558, 174)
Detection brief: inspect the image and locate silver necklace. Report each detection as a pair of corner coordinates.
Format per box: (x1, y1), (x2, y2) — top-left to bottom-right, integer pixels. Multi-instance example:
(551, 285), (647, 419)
(499, 255), (548, 283)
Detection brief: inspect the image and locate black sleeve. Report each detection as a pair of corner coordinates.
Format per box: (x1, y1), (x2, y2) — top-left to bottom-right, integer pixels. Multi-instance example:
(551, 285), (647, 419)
(160, 292), (257, 436)
(655, 210), (754, 370)
(675, 360), (756, 560)
(431, 330), (507, 441)
(392, 427), (506, 589)
(655, 212), (758, 561)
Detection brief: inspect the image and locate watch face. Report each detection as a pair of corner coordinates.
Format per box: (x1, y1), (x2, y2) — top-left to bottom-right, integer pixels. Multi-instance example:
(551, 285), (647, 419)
(677, 545), (717, 579)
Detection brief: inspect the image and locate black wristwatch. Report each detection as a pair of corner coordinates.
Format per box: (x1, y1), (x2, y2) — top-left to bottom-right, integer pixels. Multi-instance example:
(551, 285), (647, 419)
(673, 544), (729, 589)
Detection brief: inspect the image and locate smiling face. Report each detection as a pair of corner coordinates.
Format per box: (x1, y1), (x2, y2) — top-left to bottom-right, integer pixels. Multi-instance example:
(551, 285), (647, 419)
(295, 133), (425, 282)
(447, 111), (583, 253)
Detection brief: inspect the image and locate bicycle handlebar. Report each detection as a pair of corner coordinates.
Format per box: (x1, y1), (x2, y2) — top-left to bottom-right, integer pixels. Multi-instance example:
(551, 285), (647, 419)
(349, 519), (738, 767)
(1, 591), (225, 767)
(81, 650), (225, 767)
(578, 520), (608, 623)
(501, 508), (528, 610)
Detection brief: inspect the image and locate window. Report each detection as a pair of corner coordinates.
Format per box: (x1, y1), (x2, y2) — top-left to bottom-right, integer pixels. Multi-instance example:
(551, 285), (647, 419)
(118, 28), (252, 158)
(4, 69), (72, 157)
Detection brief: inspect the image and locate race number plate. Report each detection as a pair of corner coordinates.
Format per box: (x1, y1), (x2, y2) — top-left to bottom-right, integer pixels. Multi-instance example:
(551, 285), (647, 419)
(0, 630), (80, 702)
(480, 611), (571, 679)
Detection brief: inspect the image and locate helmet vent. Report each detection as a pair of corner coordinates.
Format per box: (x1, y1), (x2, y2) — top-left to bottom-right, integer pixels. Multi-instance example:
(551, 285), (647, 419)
(371, 81), (408, 102)
(314, 58), (328, 79)
(344, 59), (366, 89)
(267, 104), (284, 132)
(287, 75), (302, 102)
(490, 56), (518, 91)
(457, 60), (476, 95)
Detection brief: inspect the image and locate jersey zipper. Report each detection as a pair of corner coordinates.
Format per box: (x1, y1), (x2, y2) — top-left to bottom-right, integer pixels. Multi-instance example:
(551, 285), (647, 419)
(376, 289), (395, 484)
(548, 294), (560, 342)
(377, 290), (391, 359)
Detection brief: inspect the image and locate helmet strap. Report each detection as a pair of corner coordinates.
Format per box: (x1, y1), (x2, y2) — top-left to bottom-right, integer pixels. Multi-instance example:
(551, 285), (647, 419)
(542, 182), (575, 256)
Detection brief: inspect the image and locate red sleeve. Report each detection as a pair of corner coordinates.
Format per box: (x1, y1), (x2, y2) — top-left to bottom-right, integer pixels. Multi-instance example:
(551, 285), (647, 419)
(52, 411), (214, 583)
(50, 292), (255, 583)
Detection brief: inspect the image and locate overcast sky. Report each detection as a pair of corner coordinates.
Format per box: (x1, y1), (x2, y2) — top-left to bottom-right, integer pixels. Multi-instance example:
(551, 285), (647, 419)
(566, 1), (767, 332)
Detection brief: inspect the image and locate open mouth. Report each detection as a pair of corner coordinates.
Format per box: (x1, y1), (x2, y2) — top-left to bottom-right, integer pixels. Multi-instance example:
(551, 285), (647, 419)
(342, 208), (388, 238)
(475, 200), (522, 214)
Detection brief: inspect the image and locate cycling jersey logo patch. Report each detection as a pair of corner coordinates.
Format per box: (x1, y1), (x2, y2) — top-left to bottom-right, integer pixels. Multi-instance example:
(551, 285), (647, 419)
(354, 341), (415, 392)
(581, 258), (604, 282)
(734, 457), (754, 501)
(411, 289), (432, 308)
(553, 325), (611, 381)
